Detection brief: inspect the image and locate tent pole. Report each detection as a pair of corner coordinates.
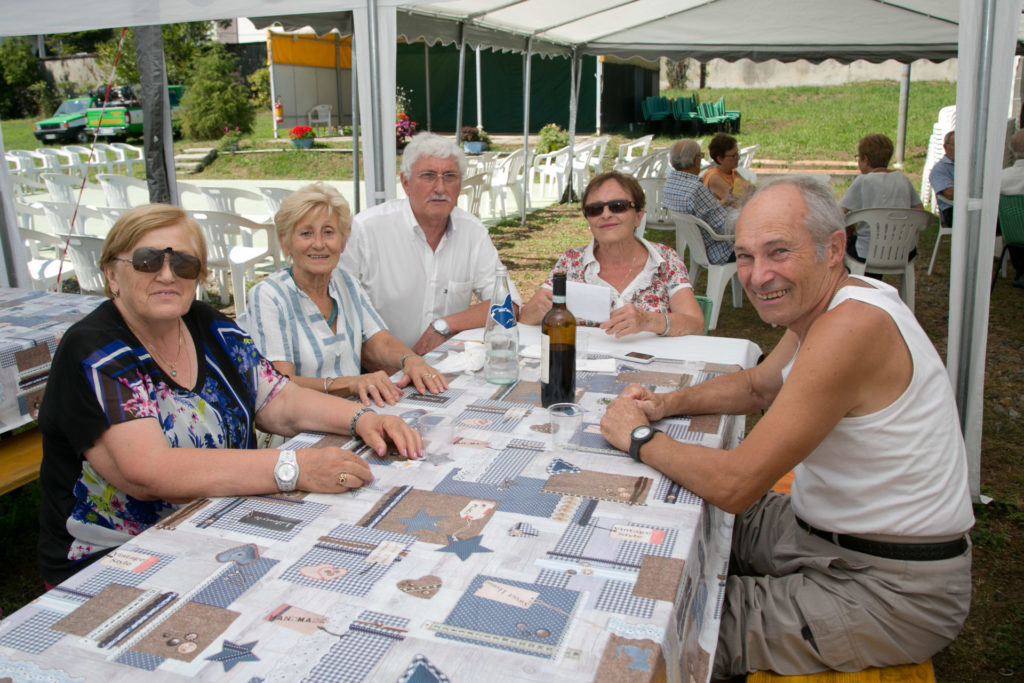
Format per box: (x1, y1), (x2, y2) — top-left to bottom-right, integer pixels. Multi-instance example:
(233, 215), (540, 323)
(0, 123), (26, 288)
(135, 26), (175, 206)
(366, 0), (386, 205)
(352, 31), (361, 214)
(268, 32), (278, 139)
(563, 47), (582, 203)
(894, 63), (910, 168)
(335, 33), (344, 137)
(521, 37), (534, 227)
(424, 43), (432, 132)
(456, 23), (466, 140)
(475, 46), (483, 129)
(595, 58), (603, 135)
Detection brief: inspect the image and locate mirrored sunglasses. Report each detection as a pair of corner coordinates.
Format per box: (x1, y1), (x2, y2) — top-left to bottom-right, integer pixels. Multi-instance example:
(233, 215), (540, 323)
(114, 247), (202, 280)
(582, 199), (636, 217)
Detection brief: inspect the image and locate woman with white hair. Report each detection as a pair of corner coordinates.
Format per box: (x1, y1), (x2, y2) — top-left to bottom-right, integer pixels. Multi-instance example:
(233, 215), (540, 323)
(246, 183), (446, 406)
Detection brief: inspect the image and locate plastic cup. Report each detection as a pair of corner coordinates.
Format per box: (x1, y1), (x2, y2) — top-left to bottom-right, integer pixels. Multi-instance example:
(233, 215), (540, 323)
(549, 403), (584, 451)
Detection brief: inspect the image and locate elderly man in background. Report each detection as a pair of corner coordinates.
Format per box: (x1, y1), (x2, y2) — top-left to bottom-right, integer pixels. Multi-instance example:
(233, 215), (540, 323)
(662, 138), (737, 265)
(998, 129), (1024, 288)
(340, 132), (520, 354)
(602, 176), (973, 677)
(929, 130), (955, 228)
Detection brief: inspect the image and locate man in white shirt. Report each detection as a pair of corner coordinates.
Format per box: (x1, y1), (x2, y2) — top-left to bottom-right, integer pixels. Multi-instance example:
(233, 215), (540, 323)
(601, 177), (973, 678)
(998, 129), (1024, 287)
(341, 133), (520, 353)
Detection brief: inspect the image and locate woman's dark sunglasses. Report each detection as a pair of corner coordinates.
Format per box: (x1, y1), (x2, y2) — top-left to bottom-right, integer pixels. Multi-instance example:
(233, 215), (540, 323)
(114, 247), (202, 280)
(582, 199), (637, 217)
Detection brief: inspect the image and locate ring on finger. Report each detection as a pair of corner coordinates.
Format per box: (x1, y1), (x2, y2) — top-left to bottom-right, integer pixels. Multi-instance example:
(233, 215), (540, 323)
(337, 473), (348, 487)
(423, 373), (437, 379)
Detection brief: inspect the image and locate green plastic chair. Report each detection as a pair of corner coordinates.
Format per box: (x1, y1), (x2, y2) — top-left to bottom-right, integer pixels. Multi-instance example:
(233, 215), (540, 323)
(994, 194), (1024, 290)
(696, 295), (714, 335)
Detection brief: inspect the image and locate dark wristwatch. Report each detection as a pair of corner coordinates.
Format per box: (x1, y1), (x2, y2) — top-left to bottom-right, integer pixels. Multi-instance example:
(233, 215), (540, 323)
(431, 318), (452, 339)
(628, 425), (660, 462)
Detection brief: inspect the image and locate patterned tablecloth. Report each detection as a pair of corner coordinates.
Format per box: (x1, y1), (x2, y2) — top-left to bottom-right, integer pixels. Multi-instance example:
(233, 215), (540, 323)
(0, 334), (760, 683)
(0, 288), (105, 433)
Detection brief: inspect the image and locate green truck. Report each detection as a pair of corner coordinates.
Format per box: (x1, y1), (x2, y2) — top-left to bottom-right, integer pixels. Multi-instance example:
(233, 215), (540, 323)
(33, 96), (98, 144)
(85, 85), (184, 140)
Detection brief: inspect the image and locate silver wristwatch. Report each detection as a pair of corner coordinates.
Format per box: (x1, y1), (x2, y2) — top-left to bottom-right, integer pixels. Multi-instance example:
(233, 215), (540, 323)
(273, 449), (299, 492)
(431, 318), (452, 339)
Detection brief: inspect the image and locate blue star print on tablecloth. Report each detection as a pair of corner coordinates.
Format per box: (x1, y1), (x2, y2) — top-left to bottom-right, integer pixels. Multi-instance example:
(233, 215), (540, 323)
(206, 639), (260, 671)
(396, 509), (447, 534)
(437, 534), (493, 561)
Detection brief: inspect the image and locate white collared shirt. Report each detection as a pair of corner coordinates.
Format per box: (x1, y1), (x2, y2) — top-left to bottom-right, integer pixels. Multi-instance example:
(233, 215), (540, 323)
(340, 198), (521, 347)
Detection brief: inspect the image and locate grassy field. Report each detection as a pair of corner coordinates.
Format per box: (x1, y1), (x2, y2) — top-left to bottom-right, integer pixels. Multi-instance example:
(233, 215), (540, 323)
(4, 80), (1023, 681)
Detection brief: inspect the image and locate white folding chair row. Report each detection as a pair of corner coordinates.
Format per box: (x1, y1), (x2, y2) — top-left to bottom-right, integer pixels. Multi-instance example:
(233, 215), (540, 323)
(668, 210), (742, 331)
(188, 210), (279, 309)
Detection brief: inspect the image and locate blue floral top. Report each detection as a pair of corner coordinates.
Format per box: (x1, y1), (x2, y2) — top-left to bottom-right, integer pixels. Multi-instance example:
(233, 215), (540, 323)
(37, 300), (287, 584)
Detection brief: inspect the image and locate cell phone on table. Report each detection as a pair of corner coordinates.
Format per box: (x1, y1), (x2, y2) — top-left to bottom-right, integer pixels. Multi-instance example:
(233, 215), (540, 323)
(609, 351), (655, 364)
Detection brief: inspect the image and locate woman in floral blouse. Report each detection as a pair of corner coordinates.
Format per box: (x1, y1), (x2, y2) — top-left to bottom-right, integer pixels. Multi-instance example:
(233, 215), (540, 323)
(520, 171), (704, 337)
(37, 204), (421, 586)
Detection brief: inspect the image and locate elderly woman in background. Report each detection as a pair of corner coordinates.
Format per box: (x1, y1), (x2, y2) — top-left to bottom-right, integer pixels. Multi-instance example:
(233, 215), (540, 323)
(520, 171), (704, 337)
(37, 204), (421, 586)
(703, 132), (750, 205)
(246, 183), (446, 407)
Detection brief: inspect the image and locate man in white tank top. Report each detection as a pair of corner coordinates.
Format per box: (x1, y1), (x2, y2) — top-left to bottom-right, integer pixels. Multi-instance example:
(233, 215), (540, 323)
(601, 176), (973, 678)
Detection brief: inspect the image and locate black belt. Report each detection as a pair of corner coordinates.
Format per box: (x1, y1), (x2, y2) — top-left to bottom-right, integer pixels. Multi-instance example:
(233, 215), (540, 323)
(795, 517), (968, 561)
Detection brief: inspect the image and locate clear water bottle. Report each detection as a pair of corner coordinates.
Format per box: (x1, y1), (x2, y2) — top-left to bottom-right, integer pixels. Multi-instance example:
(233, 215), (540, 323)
(484, 265), (519, 385)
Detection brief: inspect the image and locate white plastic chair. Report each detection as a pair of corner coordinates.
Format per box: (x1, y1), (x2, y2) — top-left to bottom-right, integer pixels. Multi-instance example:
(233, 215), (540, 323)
(612, 135), (654, 173)
(588, 136), (611, 174)
(108, 142), (144, 176)
(89, 143), (119, 174)
(7, 150), (45, 183)
(258, 186), (292, 218)
(927, 221), (953, 275)
(196, 186), (270, 224)
(668, 210), (742, 330)
(35, 148), (79, 175)
(60, 233), (107, 294)
(531, 146), (572, 199)
(19, 227), (75, 291)
(738, 145), (758, 170)
(632, 150), (671, 180)
(62, 145), (109, 175)
(97, 173), (149, 208)
(488, 149), (529, 218)
(844, 208), (930, 312)
(457, 173), (488, 217)
(637, 176), (677, 237)
(569, 140), (597, 194)
(41, 172), (89, 205)
(36, 200), (110, 237)
(307, 105), (332, 135)
(188, 210), (276, 309)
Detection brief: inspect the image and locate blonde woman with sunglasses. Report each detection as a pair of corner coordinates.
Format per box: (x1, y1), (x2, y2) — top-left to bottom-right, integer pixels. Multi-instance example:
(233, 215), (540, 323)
(36, 204), (422, 587)
(520, 171), (704, 337)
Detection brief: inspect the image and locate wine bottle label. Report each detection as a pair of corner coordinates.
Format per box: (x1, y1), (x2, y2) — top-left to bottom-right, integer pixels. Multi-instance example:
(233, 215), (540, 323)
(488, 294), (516, 329)
(540, 334), (550, 383)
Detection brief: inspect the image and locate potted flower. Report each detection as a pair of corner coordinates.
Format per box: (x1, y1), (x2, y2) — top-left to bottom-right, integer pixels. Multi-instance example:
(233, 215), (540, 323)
(289, 125), (316, 149)
(220, 126), (242, 152)
(396, 113), (417, 149)
(460, 126), (491, 155)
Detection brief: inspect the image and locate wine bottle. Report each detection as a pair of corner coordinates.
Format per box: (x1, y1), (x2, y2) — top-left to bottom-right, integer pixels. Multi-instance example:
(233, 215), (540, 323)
(484, 265), (519, 385)
(541, 273), (576, 407)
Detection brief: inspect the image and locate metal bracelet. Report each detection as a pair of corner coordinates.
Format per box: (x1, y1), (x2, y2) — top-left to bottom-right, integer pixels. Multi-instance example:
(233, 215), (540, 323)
(658, 310), (671, 337)
(349, 406), (375, 435)
(323, 376), (335, 393)
(398, 353), (418, 370)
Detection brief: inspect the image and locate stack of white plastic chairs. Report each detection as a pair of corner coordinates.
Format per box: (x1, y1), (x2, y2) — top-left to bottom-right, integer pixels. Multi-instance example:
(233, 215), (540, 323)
(920, 105), (957, 212)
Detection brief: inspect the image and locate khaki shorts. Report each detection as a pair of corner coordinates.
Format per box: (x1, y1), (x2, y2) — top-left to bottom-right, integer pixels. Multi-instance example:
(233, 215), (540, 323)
(714, 493), (972, 677)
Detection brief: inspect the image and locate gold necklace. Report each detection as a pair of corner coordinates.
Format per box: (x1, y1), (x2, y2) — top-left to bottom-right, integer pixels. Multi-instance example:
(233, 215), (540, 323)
(127, 317), (186, 378)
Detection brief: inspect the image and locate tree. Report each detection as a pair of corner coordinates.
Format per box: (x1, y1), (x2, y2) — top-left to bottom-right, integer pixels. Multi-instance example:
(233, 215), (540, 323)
(179, 43), (254, 140)
(45, 30), (116, 56)
(95, 23), (213, 86)
(0, 37), (47, 117)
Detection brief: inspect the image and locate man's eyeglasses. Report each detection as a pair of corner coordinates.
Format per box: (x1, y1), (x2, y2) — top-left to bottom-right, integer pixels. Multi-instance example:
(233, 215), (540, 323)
(113, 247), (202, 280)
(582, 200), (636, 217)
(415, 171), (461, 185)
(723, 152), (740, 159)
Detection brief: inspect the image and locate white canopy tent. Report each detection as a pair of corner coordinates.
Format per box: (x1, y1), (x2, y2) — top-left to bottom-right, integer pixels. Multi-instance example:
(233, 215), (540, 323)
(0, 0), (1020, 501)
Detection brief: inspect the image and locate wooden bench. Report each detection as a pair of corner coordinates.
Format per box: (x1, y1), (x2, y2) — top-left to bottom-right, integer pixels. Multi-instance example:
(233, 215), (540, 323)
(0, 427), (43, 495)
(748, 660), (935, 683)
